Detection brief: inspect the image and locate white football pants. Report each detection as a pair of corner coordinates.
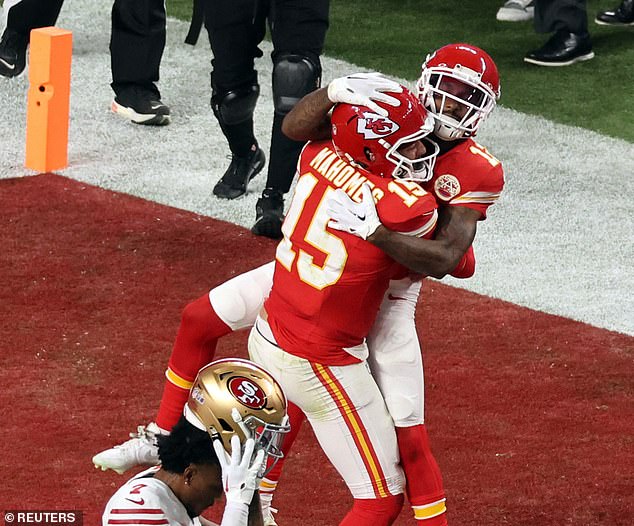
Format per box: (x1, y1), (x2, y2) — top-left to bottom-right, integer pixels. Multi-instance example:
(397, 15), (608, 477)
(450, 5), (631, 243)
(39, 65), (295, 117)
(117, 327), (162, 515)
(248, 319), (405, 499)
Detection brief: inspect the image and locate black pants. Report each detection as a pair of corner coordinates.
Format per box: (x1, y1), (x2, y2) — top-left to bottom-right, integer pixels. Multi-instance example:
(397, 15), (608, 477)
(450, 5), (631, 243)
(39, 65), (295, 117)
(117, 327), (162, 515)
(110, 0), (167, 97)
(3, 0), (166, 97)
(535, 0), (588, 34)
(204, 0), (330, 194)
(4, 0), (65, 34)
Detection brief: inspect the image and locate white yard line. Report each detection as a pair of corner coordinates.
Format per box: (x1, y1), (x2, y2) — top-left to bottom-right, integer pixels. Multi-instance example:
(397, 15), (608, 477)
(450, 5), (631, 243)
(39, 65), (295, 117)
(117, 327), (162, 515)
(2, 0), (633, 335)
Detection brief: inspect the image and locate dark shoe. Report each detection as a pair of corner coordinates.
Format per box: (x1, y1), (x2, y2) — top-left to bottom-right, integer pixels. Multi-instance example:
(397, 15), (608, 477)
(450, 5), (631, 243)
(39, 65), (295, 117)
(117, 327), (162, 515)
(524, 30), (594, 66)
(0, 28), (28, 78)
(112, 85), (171, 126)
(213, 147), (265, 200)
(251, 188), (284, 239)
(595, 0), (634, 25)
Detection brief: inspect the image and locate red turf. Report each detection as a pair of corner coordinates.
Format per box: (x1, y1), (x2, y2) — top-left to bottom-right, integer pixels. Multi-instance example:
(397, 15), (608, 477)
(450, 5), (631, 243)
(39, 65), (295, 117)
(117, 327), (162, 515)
(1, 174), (632, 525)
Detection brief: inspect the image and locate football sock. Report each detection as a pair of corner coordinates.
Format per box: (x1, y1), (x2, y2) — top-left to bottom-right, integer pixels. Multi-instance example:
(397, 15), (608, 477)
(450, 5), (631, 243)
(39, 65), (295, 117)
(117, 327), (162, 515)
(155, 294), (231, 431)
(339, 494), (404, 526)
(396, 425), (447, 525)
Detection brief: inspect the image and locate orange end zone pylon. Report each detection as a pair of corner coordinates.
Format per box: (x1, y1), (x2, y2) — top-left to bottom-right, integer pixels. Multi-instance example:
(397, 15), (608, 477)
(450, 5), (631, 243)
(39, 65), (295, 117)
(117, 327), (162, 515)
(25, 27), (73, 173)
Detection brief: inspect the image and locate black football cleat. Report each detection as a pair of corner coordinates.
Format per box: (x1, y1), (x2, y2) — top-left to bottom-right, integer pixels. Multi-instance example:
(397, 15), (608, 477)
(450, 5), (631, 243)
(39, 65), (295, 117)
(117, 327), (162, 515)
(251, 187), (285, 240)
(213, 147), (266, 200)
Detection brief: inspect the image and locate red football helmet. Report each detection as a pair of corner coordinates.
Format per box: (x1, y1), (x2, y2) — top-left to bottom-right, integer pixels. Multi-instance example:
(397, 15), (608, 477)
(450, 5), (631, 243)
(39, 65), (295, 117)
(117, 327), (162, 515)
(416, 43), (500, 141)
(330, 86), (439, 182)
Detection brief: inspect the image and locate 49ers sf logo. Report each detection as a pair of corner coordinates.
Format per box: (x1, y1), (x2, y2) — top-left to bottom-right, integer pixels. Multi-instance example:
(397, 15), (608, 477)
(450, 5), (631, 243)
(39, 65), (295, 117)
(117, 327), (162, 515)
(357, 111), (400, 139)
(228, 376), (267, 409)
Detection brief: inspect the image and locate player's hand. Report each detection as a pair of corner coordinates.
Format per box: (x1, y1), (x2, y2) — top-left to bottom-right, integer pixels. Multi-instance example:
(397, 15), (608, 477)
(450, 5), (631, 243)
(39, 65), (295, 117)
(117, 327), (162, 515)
(327, 183), (382, 240)
(327, 72), (402, 116)
(213, 435), (266, 506)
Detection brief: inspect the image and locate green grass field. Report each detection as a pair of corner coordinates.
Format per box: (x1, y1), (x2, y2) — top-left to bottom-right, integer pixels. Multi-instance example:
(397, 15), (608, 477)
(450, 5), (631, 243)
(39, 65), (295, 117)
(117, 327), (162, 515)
(167, 0), (634, 143)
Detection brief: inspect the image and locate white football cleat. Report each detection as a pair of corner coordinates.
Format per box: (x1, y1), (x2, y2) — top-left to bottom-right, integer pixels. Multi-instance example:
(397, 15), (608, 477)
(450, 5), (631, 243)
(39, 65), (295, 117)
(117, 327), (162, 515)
(263, 508), (278, 526)
(260, 492), (279, 526)
(92, 422), (163, 474)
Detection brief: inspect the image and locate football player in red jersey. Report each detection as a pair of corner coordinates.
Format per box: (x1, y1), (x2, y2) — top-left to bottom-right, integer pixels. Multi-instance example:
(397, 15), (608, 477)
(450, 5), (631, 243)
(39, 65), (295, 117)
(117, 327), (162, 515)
(93, 44), (502, 526)
(247, 88), (440, 525)
(279, 43), (503, 525)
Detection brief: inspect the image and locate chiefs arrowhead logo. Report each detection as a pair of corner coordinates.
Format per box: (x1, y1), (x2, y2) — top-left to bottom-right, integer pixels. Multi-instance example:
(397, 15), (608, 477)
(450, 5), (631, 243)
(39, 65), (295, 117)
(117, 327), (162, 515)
(357, 112), (399, 139)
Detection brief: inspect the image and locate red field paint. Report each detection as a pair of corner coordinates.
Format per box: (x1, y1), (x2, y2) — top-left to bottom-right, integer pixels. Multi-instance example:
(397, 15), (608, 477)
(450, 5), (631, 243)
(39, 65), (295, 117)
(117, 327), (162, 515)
(1, 174), (632, 525)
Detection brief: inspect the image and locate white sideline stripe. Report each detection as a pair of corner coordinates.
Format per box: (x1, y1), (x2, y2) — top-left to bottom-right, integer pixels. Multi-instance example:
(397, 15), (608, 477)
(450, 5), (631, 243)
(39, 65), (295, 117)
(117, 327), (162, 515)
(1, 0), (632, 336)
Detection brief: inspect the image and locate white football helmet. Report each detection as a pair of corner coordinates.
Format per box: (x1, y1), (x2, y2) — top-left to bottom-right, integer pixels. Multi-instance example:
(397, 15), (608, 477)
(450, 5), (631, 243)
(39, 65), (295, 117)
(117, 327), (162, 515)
(417, 43), (501, 141)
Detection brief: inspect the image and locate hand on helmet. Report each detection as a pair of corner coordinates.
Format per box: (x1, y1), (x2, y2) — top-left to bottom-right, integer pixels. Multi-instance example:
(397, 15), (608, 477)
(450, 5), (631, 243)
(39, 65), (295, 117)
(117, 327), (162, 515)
(327, 183), (382, 240)
(213, 435), (266, 506)
(327, 72), (402, 117)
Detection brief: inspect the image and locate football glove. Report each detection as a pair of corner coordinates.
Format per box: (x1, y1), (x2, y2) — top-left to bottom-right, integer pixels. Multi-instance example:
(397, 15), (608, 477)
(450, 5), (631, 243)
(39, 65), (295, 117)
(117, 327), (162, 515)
(327, 183), (382, 240)
(213, 435), (266, 507)
(327, 72), (402, 117)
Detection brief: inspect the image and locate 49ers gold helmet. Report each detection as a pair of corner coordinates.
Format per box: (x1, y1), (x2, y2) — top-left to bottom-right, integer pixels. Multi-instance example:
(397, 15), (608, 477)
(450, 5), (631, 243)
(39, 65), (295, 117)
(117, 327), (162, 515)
(184, 358), (290, 462)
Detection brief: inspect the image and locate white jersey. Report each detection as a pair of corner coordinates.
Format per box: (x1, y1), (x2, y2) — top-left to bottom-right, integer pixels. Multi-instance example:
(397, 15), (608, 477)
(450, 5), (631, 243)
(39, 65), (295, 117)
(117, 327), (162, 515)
(102, 466), (202, 526)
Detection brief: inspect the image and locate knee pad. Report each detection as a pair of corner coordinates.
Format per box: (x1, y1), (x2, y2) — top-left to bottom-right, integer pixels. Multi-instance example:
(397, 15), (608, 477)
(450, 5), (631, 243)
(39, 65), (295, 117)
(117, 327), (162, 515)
(208, 262), (275, 330)
(272, 53), (321, 115)
(211, 83), (259, 126)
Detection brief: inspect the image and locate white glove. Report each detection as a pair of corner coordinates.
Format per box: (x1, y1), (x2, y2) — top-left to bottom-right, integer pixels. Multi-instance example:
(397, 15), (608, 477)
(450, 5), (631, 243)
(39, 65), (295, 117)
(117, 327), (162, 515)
(213, 435), (266, 507)
(326, 183), (382, 240)
(327, 72), (402, 117)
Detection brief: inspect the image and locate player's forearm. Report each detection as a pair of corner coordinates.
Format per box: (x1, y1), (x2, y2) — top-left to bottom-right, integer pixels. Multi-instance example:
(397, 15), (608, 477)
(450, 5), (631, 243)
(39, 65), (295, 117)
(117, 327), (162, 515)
(282, 87), (333, 142)
(368, 226), (464, 278)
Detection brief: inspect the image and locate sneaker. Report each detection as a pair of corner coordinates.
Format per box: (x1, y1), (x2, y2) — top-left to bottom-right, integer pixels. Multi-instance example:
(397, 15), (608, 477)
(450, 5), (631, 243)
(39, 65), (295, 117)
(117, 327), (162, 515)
(92, 422), (163, 474)
(0, 28), (28, 78)
(524, 30), (594, 66)
(251, 188), (284, 239)
(595, 0), (634, 25)
(496, 0), (535, 21)
(112, 86), (171, 126)
(213, 146), (266, 200)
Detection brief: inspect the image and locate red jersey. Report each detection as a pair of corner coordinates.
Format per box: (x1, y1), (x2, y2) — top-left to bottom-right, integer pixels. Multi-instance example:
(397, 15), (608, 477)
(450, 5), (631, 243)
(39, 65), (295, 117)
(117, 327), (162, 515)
(425, 138), (504, 220)
(264, 140), (438, 366)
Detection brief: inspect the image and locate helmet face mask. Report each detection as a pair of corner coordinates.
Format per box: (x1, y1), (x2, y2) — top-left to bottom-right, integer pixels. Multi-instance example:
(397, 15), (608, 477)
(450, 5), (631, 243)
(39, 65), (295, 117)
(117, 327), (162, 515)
(417, 43), (500, 141)
(384, 128), (439, 183)
(331, 86), (439, 183)
(185, 358), (290, 474)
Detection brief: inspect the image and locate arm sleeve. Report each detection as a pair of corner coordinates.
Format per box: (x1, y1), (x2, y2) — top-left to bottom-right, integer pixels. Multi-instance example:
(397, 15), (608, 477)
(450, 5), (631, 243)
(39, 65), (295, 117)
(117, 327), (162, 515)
(366, 277), (425, 427)
(449, 244), (475, 279)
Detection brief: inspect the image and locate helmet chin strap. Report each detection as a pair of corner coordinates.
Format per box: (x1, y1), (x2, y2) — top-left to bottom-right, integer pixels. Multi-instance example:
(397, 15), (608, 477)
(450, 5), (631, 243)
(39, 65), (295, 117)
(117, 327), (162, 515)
(434, 120), (464, 141)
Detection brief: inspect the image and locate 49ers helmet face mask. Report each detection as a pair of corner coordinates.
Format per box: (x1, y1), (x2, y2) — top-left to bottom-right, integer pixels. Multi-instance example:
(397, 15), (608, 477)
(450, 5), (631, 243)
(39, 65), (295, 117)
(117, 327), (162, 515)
(417, 43), (500, 141)
(184, 358), (289, 467)
(330, 85), (439, 183)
